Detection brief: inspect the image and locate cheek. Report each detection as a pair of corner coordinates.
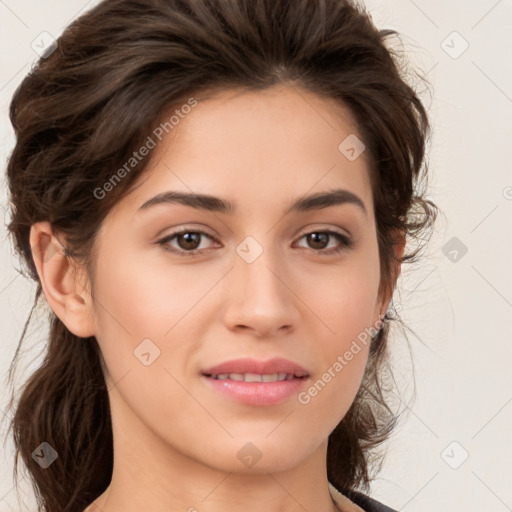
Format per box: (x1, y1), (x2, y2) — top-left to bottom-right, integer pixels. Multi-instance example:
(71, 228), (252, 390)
(303, 250), (381, 337)
(286, 290), (375, 419)
(89, 242), (216, 393)
(300, 249), (379, 407)
(89, 247), (202, 429)
(91, 242), (212, 339)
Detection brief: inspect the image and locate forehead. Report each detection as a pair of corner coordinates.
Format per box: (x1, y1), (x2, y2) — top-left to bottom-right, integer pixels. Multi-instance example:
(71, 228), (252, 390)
(115, 84), (374, 219)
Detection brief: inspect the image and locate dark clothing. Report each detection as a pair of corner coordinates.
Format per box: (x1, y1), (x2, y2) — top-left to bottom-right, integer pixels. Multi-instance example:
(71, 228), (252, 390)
(346, 489), (398, 512)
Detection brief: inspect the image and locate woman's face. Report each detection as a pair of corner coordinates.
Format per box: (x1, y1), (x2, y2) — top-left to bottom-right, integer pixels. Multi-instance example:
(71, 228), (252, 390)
(87, 84), (385, 474)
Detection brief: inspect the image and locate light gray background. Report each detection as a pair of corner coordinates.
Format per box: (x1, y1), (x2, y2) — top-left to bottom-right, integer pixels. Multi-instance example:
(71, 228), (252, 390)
(1, 1), (511, 511)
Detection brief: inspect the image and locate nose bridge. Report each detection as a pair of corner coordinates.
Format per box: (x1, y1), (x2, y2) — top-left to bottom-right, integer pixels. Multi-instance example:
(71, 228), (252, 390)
(224, 233), (298, 335)
(234, 234), (286, 301)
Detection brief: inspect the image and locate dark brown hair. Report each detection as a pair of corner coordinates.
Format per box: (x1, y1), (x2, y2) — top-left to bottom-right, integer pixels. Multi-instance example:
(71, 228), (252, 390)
(4, 0), (437, 511)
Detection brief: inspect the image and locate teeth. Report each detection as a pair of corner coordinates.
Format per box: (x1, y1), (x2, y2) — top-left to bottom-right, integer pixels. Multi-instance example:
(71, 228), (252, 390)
(242, 373), (260, 382)
(212, 373), (295, 382)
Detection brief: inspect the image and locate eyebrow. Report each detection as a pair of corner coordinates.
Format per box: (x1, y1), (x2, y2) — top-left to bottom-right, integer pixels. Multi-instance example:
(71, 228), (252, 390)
(138, 188), (367, 217)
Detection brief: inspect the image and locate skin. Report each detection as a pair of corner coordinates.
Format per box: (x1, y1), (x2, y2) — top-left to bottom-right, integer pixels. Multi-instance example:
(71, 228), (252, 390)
(31, 84), (402, 512)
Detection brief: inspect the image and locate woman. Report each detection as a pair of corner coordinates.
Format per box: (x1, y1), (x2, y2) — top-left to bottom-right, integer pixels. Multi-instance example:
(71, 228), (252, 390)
(5, 0), (437, 511)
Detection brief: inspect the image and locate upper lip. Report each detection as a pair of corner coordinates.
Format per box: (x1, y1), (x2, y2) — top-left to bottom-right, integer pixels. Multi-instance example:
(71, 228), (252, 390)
(202, 357), (309, 377)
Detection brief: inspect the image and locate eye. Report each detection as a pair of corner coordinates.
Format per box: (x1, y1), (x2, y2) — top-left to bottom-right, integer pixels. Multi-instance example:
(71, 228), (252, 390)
(295, 230), (353, 255)
(157, 229), (218, 256)
(157, 228), (353, 257)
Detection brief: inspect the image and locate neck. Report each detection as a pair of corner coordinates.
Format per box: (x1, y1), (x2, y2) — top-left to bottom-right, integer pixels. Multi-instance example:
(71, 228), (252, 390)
(89, 446), (339, 512)
(85, 392), (340, 512)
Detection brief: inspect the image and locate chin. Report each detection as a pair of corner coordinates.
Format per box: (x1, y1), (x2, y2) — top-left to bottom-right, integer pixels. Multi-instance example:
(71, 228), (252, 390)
(197, 434), (321, 475)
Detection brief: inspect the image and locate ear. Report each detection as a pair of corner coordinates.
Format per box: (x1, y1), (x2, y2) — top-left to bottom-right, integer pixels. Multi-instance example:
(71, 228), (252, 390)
(30, 222), (95, 338)
(376, 229), (406, 321)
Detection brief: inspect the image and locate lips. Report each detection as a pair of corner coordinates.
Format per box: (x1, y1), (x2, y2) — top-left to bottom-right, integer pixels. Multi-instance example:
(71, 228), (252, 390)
(202, 357), (309, 379)
(201, 357), (310, 406)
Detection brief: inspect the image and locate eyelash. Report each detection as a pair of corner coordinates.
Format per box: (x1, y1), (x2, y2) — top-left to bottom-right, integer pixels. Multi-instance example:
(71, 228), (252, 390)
(157, 228), (353, 257)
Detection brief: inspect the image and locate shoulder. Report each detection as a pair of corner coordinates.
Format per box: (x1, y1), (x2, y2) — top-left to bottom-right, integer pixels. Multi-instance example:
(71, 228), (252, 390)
(344, 489), (398, 512)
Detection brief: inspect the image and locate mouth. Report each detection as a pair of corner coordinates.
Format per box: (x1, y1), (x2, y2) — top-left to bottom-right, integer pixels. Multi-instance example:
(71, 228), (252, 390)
(202, 356), (309, 377)
(205, 372), (307, 382)
(201, 358), (310, 406)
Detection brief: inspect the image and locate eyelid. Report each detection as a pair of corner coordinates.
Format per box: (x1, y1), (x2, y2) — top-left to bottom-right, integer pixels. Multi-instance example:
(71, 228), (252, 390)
(295, 224), (351, 239)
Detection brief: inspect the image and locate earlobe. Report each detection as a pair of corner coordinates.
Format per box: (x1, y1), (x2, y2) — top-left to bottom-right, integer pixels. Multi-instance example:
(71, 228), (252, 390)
(376, 229), (407, 324)
(29, 222), (95, 338)
(391, 229), (406, 287)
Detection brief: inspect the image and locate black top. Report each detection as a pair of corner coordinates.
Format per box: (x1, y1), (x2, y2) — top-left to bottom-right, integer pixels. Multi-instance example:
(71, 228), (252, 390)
(345, 489), (398, 512)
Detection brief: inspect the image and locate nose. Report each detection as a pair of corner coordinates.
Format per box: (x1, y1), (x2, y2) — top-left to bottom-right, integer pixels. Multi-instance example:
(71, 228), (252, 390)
(222, 245), (300, 338)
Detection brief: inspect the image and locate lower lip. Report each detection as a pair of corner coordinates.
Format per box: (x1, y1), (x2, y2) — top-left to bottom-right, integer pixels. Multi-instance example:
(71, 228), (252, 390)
(201, 375), (308, 406)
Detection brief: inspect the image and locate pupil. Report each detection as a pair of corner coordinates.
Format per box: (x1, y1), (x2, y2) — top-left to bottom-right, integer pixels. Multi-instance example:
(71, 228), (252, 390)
(309, 233), (328, 249)
(179, 233), (200, 250)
